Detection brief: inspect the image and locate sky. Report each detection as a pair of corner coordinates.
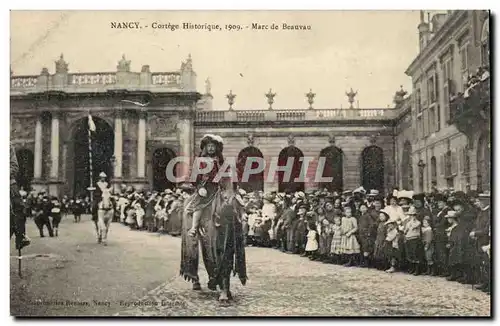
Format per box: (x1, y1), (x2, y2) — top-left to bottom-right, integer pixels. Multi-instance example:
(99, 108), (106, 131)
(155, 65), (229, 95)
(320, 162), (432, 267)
(10, 11), (420, 110)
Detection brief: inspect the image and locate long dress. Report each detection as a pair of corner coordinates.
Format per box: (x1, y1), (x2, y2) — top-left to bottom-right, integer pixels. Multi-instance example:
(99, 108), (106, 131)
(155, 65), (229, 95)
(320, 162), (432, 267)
(340, 216), (360, 254)
(373, 222), (387, 261)
(305, 230), (318, 252)
(330, 225), (343, 254)
(358, 211), (378, 254)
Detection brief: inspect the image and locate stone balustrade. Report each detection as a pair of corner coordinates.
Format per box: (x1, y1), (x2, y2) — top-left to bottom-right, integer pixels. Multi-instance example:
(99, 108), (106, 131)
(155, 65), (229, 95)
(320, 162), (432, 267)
(10, 71), (186, 93)
(11, 75), (38, 88)
(10, 54), (196, 94)
(196, 108), (401, 122)
(151, 72), (181, 86)
(70, 73), (117, 85)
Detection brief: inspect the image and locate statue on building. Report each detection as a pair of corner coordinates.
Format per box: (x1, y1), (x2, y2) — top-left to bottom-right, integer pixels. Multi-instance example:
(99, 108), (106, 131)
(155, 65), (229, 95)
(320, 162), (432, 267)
(205, 77), (212, 95)
(393, 85), (408, 106)
(346, 88), (357, 109)
(117, 54), (131, 72)
(55, 54), (68, 74)
(181, 54), (193, 72)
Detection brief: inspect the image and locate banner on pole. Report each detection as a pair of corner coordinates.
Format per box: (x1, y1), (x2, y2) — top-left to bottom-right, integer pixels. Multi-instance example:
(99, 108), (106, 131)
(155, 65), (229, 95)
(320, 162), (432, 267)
(88, 114), (96, 132)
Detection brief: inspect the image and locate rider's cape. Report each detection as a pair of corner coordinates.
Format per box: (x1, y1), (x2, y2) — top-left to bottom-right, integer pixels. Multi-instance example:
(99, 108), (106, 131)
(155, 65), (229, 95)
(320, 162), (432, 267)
(180, 192), (248, 286)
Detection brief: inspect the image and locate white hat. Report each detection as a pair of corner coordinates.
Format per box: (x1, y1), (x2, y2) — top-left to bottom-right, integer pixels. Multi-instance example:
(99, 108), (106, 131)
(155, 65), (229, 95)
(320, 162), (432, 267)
(353, 186), (366, 194)
(445, 210), (458, 218)
(99, 172), (107, 178)
(295, 191), (305, 199)
(368, 189), (380, 196)
(479, 191), (491, 198)
(406, 206), (417, 215)
(397, 190), (414, 200)
(201, 134), (224, 144)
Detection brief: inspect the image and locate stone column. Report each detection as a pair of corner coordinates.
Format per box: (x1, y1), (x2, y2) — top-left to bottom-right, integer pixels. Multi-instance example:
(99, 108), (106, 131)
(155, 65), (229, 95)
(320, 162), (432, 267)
(137, 109), (147, 178)
(34, 115), (43, 179)
(177, 111), (194, 182)
(50, 112), (60, 179)
(114, 109), (123, 178)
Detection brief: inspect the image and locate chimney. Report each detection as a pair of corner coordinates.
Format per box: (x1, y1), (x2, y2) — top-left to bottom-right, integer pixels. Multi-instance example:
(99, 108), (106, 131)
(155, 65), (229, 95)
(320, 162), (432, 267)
(418, 10), (431, 52)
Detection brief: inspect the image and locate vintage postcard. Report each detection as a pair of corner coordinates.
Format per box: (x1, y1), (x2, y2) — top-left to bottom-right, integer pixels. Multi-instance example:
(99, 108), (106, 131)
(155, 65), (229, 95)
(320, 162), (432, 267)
(10, 10), (491, 317)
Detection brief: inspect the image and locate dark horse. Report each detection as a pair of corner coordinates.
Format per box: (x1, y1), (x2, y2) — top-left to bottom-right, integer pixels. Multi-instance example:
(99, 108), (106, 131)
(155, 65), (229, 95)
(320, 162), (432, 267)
(180, 188), (247, 304)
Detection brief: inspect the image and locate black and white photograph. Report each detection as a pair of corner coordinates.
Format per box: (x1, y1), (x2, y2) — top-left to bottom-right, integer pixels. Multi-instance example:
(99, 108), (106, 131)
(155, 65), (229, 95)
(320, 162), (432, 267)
(9, 9), (491, 317)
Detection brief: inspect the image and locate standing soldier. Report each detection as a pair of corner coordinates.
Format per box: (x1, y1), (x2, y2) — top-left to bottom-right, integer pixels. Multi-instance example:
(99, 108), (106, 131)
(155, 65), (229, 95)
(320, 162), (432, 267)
(10, 144), (30, 249)
(50, 196), (63, 237)
(34, 193), (54, 238)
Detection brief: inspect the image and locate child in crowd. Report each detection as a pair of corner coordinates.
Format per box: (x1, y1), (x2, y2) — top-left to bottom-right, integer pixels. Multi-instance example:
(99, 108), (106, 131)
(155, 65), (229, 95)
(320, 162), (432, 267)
(135, 202), (145, 230)
(404, 207), (422, 275)
(330, 215), (343, 264)
(373, 210), (389, 270)
(320, 217), (332, 262)
(305, 221), (319, 259)
(384, 220), (400, 273)
(340, 206), (360, 266)
(421, 216), (435, 275)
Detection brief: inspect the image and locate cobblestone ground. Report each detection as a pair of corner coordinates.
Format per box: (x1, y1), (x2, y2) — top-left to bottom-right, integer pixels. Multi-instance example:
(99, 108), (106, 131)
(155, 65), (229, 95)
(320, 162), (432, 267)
(11, 215), (491, 317)
(116, 246), (491, 317)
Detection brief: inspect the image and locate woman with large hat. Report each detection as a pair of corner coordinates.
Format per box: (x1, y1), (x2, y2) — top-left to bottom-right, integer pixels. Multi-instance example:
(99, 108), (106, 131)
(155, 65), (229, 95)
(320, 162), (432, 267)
(180, 134), (247, 303)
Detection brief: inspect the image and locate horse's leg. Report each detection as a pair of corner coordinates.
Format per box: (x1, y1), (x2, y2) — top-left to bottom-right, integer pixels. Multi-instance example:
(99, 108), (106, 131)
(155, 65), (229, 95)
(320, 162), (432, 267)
(218, 274), (230, 303)
(102, 212), (112, 245)
(96, 211), (103, 244)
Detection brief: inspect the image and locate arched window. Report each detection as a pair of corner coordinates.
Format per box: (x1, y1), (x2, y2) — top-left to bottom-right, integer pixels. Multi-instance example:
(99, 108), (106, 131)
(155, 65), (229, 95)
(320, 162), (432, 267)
(71, 116), (114, 197)
(152, 148), (177, 191)
(237, 146), (264, 192)
(318, 146), (343, 192)
(401, 141), (413, 189)
(361, 146), (384, 192)
(278, 146), (304, 193)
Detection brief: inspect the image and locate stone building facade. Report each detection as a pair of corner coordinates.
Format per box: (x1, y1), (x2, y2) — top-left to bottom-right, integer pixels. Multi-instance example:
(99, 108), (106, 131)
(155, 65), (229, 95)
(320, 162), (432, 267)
(400, 10), (490, 193)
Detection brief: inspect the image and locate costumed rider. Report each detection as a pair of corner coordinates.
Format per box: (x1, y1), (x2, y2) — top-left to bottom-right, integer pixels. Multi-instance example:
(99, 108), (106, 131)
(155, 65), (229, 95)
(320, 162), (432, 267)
(186, 134), (226, 237)
(92, 172), (114, 222)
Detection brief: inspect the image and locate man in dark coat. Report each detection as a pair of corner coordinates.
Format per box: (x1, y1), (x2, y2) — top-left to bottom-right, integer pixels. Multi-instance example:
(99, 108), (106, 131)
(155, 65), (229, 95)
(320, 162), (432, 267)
(413, 193), (432, 222)
(34, 194), (54, 238)
(451, 195), (476, 284)
(470, 193), (490, 290)
(281, 196), (296, 253)
(446, 210), (463, 281)
(10, 144), (30, 249)
(432, 193), (451, 276)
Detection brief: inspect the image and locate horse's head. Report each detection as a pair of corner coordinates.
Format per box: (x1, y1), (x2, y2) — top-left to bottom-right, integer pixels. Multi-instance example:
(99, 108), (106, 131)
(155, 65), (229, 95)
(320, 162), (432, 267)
(100, 188), (113, 209)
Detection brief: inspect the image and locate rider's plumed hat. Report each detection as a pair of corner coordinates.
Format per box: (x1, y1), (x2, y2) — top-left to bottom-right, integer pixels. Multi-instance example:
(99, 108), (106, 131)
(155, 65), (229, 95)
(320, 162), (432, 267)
(200, 134), (224, 151)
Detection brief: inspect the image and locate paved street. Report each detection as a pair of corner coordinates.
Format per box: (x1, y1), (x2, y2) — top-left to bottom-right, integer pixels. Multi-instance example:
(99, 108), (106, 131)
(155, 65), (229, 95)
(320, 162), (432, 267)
(11, 215), (491, 317)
